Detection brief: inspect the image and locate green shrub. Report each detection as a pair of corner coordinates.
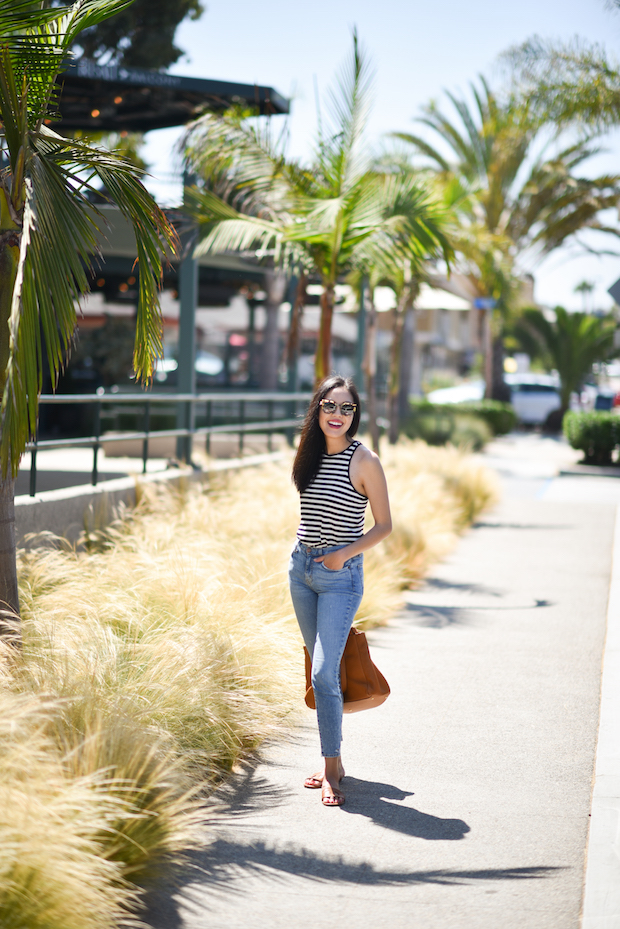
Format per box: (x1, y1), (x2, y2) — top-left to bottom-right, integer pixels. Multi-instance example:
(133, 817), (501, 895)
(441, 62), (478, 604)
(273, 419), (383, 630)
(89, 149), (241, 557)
(563, 411), (620, 465)
(457, 400), (517, 436)
(407, 399), (515, 437)
(450, 415), (493, 451)
(403, 405), (492, 451)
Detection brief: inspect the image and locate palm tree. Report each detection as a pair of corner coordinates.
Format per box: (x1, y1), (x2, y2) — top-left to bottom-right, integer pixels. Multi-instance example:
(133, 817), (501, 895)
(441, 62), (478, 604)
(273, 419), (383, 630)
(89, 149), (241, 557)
(502, 36), (620, 131)
(395, 78), (620, 399)
(358, 215), (452, 443)
(574, 280), (595, 313)
(0, 0), (177, 634)
(183, 34), (451, 386)
(514, 307), (616, 414)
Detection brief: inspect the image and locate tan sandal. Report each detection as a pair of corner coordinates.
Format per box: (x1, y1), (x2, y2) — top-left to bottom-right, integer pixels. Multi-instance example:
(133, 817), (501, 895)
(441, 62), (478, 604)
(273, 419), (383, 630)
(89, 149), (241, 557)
(321, 785), (345, 807)
(303, 775), (323, 789)
(304, 766), (345, 790)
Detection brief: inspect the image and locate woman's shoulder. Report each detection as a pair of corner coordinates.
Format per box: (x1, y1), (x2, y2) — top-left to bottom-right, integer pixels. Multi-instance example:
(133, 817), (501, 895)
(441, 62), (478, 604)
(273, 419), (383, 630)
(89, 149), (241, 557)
(350, 441), (384, 471)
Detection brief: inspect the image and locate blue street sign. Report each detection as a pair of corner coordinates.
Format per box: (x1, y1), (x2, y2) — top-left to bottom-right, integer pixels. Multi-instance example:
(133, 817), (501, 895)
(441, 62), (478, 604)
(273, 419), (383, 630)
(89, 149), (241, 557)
(473, 297), (497, 310)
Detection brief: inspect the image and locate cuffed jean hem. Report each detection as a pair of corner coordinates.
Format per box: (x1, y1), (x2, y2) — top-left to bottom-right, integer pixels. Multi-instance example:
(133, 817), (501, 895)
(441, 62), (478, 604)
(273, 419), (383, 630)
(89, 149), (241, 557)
(288, 540), (364, 758)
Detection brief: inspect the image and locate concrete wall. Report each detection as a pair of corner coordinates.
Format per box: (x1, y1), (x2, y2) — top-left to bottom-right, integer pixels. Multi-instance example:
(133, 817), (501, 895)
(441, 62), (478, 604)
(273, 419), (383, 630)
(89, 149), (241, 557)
(14, 452), (286, 547)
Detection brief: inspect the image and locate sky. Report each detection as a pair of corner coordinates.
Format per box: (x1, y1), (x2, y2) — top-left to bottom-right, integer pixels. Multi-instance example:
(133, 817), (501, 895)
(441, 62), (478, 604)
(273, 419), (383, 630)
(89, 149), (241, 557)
(140, 0), (620, 311)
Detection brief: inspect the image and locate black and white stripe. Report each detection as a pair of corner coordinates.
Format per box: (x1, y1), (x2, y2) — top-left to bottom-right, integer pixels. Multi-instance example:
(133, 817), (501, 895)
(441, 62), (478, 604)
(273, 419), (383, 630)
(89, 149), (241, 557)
(297, 440), (368, 546)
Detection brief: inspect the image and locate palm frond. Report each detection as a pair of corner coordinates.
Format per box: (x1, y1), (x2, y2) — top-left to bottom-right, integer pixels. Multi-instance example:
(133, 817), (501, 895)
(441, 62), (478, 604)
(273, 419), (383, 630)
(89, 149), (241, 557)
(501, 35), (620, 130)
(0, 0), (66, 33)
(0, 117), (177, 476)
(316, 28), (375, 196)
(390, 132), (452, 172)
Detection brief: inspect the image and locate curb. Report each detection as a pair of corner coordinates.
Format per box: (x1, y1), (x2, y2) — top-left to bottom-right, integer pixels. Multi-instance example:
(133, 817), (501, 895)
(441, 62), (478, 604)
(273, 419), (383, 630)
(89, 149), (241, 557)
(582, 504), (620, 928)
(560, 465), (620, 478)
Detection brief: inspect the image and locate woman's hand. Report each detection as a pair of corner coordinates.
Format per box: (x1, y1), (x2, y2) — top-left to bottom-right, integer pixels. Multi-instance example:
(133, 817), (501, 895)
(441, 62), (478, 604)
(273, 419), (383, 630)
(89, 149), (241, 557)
(314, 552), (346, 571)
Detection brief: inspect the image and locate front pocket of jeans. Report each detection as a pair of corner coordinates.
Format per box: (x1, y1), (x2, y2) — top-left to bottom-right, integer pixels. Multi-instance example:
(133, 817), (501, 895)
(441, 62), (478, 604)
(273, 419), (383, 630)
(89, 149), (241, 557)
(320, 562), (346, 573)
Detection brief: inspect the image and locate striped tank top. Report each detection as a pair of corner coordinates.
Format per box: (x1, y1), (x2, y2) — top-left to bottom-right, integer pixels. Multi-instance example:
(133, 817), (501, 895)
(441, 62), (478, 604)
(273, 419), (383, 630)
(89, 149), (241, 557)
(297, 440), (368, 547)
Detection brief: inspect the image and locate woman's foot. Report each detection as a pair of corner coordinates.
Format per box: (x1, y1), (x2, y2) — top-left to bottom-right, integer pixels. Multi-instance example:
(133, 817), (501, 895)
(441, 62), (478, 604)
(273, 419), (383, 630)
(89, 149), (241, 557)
(321, 780), (345, 807)
(303, 773), (323, 789)
(303, 761), (345, 790)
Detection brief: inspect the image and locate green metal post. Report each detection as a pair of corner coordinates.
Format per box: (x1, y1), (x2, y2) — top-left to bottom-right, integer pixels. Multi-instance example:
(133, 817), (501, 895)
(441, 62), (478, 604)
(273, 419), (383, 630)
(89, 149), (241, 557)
(355, 275), (367, 389)
(92, 401), (101, 486)
(176, 171), (198, 462)
(206, 400), (212, 456)
(29, 447), (37, 497)
(238, 399), (245, 456)
(285, 275), (299, 448)
(285, 275), (299, 393)
(247, 300), (257, 387)
(142, 400), (150, 474)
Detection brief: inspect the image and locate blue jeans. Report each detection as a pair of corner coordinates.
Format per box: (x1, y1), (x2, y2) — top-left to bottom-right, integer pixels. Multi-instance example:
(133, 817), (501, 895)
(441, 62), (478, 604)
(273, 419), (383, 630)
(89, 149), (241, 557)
(288, 540), (364, 757)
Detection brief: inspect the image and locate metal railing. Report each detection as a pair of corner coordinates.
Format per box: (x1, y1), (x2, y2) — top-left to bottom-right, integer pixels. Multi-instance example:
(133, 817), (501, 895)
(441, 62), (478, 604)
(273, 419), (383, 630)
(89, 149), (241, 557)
(26, 391), (312, 497)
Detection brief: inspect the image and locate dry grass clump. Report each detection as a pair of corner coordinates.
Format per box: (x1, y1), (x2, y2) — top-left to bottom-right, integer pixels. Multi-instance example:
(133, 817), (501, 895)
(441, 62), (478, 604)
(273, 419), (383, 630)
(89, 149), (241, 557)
(0, 689), (139, 929)
(0, 440), (498, 927)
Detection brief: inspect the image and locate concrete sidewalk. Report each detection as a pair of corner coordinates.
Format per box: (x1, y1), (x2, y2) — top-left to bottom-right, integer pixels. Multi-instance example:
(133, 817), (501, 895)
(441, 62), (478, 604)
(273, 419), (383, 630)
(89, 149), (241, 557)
(144, 434), (619, 929)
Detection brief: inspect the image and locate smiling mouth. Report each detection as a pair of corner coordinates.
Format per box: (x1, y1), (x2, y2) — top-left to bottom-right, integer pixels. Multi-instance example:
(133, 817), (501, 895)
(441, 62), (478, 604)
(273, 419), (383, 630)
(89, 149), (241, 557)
(327, 420), (344, 428)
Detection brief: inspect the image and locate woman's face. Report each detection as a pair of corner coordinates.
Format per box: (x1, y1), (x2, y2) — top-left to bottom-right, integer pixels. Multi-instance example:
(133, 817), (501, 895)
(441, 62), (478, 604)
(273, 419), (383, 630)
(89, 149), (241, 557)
(317, 386), (356, 440)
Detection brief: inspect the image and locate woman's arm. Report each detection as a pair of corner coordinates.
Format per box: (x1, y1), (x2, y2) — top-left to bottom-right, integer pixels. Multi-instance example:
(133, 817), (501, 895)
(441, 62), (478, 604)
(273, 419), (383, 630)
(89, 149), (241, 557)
(315, 448), (392, 571)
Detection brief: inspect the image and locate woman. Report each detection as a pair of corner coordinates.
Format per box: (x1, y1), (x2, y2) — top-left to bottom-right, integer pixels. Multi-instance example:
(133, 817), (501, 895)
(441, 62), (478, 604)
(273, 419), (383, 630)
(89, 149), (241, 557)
(289, 375), (392, 807)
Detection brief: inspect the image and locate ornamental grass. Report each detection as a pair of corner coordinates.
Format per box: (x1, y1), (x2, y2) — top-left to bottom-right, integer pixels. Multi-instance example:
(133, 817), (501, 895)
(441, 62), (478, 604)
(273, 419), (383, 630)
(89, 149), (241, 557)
(0, 439), (498, 929)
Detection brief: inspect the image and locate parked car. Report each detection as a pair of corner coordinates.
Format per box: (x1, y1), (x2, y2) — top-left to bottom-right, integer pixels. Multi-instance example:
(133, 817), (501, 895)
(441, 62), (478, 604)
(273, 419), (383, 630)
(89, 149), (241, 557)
(426, 374), (561, 426)
(504, 373), (561, 425)
(426, 380), (485, 404)
(594, 391), (620, 411)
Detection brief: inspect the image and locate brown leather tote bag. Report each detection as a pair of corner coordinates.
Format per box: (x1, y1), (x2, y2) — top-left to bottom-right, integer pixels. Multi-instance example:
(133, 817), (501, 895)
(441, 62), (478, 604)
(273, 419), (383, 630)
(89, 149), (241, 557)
(304, 626), (390, 714)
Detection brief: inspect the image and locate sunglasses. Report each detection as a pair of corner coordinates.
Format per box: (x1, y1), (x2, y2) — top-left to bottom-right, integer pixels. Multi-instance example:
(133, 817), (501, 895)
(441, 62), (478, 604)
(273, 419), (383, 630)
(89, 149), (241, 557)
(319, 399), (357, 416)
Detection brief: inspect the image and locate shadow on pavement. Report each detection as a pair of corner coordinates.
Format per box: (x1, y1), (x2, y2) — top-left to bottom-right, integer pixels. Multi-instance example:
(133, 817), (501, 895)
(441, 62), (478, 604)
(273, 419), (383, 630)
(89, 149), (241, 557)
(419, 577), (504, 597)
(340, 776), (469, 839)
(405, 598), (553, 629)
(473, 521), (574, 531)
(141, 841), (560, 929)
(208, 762), (290, 820)
(140, 767), (560, 928)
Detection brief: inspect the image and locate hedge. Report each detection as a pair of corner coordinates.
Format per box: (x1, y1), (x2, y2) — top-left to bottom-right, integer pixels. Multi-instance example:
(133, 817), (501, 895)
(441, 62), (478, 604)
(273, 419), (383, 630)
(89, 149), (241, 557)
(407, 399), (517, 437)
(563, 411), (620, 465)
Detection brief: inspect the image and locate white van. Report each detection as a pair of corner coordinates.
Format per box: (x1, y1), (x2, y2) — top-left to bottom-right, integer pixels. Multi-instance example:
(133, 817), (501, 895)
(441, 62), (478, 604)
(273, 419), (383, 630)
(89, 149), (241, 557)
(504, 373), (561, 425)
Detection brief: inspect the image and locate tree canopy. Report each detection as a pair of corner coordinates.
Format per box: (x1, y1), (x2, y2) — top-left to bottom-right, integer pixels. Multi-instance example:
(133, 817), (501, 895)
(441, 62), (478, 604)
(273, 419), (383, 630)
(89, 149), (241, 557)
(514, 307), (616, 412)
(0, 0), (177, 622)
(183, 34), (451, 384)
(502, 36), (620, 131)
(393, 76), (620, 397)
(62, 0), (204, 70)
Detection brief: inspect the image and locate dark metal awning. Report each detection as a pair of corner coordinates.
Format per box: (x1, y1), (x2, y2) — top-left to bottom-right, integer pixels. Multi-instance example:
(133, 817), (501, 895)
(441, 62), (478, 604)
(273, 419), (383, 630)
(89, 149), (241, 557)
(55, 59), (289, 132)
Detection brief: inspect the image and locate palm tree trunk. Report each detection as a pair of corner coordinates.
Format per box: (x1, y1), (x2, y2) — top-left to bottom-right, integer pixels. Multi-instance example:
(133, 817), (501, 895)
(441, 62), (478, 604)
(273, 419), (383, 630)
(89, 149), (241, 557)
(260, 270), (286, 390)
(490, 334), (511, 402)
(364, 292), (380, 454)
(0, 188), (21, 638)
(398, 300), (417, 418)
(284, 272), (307, 384)
(483, 308), (510, 402)
(483, 308), (493, 400)
(388, 300), (406, 445)
(0, 475), (19, 640)
(315, 283), (335, 384)
(389, 280), (419, 442)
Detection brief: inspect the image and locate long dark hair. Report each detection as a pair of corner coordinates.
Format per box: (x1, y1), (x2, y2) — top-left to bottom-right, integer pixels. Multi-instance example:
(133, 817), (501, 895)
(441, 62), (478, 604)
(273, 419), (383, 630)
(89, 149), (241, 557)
(292, 375), (361, 493)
